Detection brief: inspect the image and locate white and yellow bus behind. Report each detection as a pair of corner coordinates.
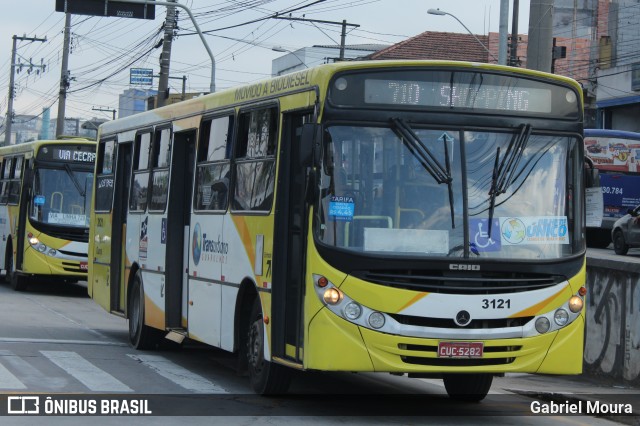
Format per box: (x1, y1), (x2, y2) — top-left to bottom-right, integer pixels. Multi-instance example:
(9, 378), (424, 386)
(0, 139), (96, 291)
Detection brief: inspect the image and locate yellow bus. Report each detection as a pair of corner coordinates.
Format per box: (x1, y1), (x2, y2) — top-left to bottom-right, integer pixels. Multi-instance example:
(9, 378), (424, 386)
(89, 60), (587, 400)
(1, 138), (96, 291)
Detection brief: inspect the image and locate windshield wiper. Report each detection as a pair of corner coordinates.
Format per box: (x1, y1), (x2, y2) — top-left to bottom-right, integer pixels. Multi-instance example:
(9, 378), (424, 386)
(487, 124), (532, 235)
(390, 118), (456, 228)
(64, 164), (86, 198)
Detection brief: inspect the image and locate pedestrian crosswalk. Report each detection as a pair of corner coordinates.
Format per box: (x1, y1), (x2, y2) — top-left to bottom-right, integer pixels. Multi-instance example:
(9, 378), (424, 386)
(0, 349), (228, 394)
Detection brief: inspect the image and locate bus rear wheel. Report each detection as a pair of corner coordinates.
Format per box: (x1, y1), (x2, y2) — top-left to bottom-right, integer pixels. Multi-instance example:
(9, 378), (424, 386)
(443, 373), (493, 402)
(128, 271), (161, 350)
(247, 298), (292, 395)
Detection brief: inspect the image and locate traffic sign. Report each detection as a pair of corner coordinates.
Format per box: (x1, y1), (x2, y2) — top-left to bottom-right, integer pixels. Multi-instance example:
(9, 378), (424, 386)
(55, 0), (156, 20)
(130, 68), (154, 86)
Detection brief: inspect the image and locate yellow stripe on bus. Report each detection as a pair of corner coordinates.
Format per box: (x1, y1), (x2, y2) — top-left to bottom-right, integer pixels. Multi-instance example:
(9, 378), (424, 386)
(510, 285), (570, 318)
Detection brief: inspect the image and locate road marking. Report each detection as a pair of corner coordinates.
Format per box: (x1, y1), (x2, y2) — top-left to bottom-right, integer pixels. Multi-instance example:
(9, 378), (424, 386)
(0, 353), (26, 389)
(128, 354), (227, 394)
(41, 351), (132, 392)
(0, 337), (127, 347)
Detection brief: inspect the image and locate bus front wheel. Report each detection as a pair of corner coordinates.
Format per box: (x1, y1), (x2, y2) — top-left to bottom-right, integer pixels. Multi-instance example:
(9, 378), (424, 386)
(247, 298), (292, 395)
(443, 373), (493, 402)
(128, 272), (160, 350)
(5, 246), (27, 292)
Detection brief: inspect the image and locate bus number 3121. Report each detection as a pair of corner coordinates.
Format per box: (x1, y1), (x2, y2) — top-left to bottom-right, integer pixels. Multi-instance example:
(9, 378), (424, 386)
(482, 299), (511, 309)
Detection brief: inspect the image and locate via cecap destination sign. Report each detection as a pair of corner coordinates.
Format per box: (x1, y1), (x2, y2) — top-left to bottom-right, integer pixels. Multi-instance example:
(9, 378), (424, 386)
(55, 0), (155, 20)
(130, 68), (154, 85)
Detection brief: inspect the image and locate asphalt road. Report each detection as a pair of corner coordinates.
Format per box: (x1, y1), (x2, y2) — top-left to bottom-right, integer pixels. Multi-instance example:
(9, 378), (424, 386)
(0, 279), (630, 425)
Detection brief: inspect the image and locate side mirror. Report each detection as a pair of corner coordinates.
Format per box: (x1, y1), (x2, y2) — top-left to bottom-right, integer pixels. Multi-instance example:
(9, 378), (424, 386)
(584, 158), (600, 188)
(299, 123), (321, 168)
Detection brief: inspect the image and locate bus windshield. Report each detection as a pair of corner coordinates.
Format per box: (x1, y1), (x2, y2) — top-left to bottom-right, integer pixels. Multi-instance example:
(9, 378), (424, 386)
(30, 166), (94, 227)
(315, 124), (581, 260)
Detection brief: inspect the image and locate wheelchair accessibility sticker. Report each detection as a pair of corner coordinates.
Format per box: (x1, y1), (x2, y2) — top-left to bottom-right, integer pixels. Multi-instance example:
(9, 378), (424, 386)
(469, 218), (501, 252)
(470, 216), (570, 250)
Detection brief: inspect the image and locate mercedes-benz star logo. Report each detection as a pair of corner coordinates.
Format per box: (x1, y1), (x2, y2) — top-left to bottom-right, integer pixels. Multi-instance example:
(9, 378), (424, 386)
(455, 310), (471, 326)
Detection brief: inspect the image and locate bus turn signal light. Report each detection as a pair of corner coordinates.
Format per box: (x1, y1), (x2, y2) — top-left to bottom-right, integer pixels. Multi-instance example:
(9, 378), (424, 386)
(317, 276), (329, 288)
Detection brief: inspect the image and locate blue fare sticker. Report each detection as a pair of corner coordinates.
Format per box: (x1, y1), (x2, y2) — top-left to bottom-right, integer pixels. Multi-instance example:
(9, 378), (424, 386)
(329, 196), (355, 222)
(34, 195), (46, 206)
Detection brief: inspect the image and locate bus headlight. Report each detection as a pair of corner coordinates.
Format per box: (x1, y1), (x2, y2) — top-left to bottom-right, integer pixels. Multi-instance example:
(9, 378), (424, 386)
(313, 274), (391, 332)
(27, 234), (58, 258)
(343, 302), (362, 320)
(554, 309), (569, 326)
(535, 317), (550, 334)
(368, 312), (385, 329)
(323, 288), (343, 305)
(568, 296), (583, 313)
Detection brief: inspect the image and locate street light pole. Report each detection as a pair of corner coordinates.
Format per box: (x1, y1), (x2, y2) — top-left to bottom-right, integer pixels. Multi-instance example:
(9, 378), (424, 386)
(117, 0), (215, 92)
(427, 8), (499, 63)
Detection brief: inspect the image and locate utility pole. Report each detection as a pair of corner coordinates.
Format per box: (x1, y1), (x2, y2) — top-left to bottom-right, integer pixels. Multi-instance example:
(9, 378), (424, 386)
(527, 0), (554, 72)
(92, 106), (117, 120)
(274, 16), (359, 62)
(498, 0), (509, 65)
(156, 0), (176, 108)
(56, 13), (72, 138)
(4, 34), (47, 146)
(339, 20), (347, 60)
(510, 0), (520, 66)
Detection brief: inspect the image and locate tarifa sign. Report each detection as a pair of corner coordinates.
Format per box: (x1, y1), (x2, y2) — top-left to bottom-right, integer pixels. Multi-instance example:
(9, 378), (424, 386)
(234, 70), (312, 102)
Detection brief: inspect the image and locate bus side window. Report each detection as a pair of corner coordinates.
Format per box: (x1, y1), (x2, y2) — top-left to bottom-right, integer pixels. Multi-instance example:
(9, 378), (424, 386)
(232, 107), (277, 212)
(130, 132), (152, 212)
(194, 115), (234, 212)
(149, 127), (171, 212)
(8, 157), (23, 205)
(95, 139), (116, 212)
(0, 158), (9, 205)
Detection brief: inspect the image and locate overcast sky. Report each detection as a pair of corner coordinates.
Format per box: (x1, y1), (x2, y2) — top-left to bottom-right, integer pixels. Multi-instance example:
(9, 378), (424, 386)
(0, 0), (531, 124)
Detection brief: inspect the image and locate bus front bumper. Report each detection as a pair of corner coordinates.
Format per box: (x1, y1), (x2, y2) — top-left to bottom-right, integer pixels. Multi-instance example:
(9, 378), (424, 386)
(306, 307), (584, 374)
(21, 246), (88, 278)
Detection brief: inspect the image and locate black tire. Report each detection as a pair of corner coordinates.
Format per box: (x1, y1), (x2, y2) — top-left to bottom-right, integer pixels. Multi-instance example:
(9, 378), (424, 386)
(247, 298), (292, 395)
(443, 373), (493, 402)
(10, 272), (28, 292)
(128, 271), (161, 350)
(613, 230), (629, 255)
(2, 243), (12, 284)
(5, 245), (27, 291)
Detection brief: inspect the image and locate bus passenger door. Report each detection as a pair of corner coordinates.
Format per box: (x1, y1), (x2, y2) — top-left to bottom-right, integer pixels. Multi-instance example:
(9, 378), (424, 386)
(165, 130), (196, 331)
(271, 111), (313, 363)
(15, 158), (32, 272)
(111, 142), (132, 313)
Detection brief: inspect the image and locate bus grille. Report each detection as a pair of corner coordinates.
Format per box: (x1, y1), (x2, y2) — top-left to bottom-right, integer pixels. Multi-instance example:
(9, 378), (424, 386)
(399, 343), (521, 366)
(352, 270), (565, 295)
(30, 221), (89, 243)
(388, 314), (533, 329)
(62, 262), (87, 273)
